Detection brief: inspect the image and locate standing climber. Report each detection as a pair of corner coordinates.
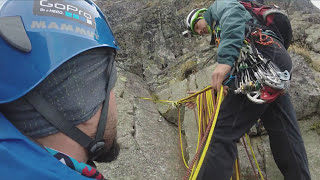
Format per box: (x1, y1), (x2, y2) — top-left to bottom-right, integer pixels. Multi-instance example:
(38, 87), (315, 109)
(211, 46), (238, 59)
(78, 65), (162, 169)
(184, 0), (311, 179)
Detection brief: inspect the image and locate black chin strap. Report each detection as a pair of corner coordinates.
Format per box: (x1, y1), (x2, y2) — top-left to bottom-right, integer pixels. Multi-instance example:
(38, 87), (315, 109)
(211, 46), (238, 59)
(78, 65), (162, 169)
(25, 91), (94, 148)
(95, 58), (114, 140)
(89, 55), (115, 160)
(25, 56), (115, 161)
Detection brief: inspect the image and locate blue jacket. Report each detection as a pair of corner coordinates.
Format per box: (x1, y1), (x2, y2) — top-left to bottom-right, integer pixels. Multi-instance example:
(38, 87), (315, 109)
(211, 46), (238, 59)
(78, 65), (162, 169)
(203, 0), (253, 67)
(0, 113), (92, 180)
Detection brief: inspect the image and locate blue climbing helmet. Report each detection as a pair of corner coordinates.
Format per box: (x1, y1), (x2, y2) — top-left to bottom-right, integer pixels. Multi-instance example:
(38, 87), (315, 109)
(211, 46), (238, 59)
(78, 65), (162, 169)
(0, 0), (119, 104)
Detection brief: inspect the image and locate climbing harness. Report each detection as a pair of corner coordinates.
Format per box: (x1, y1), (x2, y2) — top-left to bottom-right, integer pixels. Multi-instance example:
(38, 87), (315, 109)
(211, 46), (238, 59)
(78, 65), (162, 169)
(139, 86), (266, 180)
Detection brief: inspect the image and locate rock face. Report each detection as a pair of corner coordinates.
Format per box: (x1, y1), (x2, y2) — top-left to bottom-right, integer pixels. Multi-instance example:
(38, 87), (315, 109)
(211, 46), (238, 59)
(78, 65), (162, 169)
(96, 0), (216, 91)
(96, 69), (185, 179)
(95, 0), (320, 179)
(289, 53), (320, 119)
(96, 0), (320, 91)
(265, 0), (320, 13)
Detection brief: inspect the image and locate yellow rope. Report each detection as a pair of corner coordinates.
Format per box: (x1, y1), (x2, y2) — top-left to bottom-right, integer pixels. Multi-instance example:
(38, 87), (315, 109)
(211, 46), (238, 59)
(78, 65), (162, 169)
(235, 158), (240, 180)
(178, 106), (189, 169)
(176, 87), (214, 170)
(191, 86), (224, 180)
(139, 86), (250, 180)
(138, 86), (213, 170)
(137, 86), (213, 108)
(230, 159), (240, 180)
(159, 86), (215, 171)
(245, 133), (265, 180)
(189, 88), (216, 179)
(196, 95), (201, 153)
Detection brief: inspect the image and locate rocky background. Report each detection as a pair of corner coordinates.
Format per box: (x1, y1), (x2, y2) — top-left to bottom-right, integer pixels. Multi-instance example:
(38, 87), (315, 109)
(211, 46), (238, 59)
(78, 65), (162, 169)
(95, 0), (320, 179)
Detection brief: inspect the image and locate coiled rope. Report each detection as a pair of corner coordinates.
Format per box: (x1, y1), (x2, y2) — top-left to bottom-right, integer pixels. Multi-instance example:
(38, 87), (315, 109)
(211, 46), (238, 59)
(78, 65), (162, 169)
(139, 86), (265, 180)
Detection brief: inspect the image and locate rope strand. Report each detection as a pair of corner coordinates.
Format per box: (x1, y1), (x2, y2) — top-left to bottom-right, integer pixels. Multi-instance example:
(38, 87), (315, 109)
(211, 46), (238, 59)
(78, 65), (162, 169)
(138, 86), (265, 180)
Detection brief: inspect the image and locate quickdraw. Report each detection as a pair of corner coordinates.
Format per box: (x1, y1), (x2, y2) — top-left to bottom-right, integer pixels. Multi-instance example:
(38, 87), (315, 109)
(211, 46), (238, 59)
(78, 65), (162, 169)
(230, 39), (290, 104)
(210, 24), (221, 46)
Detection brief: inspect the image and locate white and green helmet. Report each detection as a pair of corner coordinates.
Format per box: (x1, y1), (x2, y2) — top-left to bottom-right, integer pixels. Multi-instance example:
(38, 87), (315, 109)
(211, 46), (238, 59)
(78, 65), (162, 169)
(185, 8), (207, 34)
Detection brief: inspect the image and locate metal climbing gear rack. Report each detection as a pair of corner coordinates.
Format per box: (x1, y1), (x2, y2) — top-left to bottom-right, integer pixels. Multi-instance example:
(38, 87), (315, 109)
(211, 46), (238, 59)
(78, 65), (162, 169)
(231, 35), (290, 104)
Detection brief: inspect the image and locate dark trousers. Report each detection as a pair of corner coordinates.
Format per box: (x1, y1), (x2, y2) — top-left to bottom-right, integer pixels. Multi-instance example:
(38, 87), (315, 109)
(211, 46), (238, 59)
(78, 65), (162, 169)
(197, 40), (311, 180)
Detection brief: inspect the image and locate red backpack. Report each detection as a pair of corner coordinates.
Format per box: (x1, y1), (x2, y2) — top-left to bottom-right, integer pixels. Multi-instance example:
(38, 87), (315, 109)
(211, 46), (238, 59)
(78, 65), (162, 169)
(239, 1), (293, 49)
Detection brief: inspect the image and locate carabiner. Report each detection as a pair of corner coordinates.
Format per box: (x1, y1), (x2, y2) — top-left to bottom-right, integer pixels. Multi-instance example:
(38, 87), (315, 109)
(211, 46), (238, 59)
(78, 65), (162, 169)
(247, 91), (265, 104)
